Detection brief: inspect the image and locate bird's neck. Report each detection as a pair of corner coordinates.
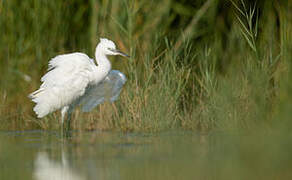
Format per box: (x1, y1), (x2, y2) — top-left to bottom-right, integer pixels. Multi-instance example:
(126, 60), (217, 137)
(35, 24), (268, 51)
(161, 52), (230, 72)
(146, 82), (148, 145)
(95, 50), (111, 72)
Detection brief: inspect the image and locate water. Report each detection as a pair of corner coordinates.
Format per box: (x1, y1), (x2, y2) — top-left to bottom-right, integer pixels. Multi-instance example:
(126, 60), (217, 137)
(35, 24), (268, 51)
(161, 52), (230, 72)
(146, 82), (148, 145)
(0, 130), (291, 180)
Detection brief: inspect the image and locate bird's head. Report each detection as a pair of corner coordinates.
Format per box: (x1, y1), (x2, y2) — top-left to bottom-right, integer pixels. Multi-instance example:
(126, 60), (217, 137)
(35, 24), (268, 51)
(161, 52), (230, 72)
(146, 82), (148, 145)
(97, 38), (129, 57)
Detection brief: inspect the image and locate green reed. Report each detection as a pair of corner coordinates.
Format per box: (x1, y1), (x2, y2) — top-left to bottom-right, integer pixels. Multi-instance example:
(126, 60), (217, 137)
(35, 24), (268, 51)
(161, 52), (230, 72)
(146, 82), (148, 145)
(0, 0), (290, 133)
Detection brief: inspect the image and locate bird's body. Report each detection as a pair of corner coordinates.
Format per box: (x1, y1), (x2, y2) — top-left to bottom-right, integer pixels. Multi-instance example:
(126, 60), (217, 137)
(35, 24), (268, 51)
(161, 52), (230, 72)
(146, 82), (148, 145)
(30, 53), (102, 118)
(29, 38), (129, 130)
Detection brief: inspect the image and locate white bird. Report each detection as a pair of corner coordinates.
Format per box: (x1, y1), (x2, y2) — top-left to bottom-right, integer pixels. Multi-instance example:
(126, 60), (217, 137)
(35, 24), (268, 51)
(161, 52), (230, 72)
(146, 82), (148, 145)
(29, 38), (129, 131)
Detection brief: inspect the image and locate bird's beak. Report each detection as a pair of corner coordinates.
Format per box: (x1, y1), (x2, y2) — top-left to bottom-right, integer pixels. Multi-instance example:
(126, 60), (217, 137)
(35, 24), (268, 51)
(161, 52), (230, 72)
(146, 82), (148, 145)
(113, 49), (130, 58)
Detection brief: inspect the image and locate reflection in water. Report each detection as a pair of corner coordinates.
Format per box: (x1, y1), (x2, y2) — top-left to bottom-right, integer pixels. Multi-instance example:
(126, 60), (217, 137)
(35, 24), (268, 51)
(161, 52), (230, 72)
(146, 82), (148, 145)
(34, 152), (85, 180)
(1, 131), (292, 180)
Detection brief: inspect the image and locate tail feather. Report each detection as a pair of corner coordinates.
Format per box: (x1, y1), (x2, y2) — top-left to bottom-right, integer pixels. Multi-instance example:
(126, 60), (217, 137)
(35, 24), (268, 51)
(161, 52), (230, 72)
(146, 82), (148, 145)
(28, 88), (44, 99)
(28, 88), (59, 118)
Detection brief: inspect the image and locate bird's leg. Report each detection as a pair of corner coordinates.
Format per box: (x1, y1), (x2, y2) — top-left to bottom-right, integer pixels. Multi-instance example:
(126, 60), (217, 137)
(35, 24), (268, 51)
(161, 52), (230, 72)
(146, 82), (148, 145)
(65, 106), (73, 136)
(66, 111), (72, 132)
(61, 106), (69, 128)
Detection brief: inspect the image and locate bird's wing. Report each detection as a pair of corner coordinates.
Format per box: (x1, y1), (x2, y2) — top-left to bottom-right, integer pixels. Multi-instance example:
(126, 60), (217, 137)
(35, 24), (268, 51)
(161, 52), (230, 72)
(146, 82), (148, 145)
(40, 53), (95, 88)
(29, 53), (95, 118)
(79, 70), (127, 112)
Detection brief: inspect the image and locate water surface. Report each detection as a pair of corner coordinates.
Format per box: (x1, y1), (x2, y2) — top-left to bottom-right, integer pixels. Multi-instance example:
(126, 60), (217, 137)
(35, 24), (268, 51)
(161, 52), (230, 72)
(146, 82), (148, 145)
(0, 130), (291, 180)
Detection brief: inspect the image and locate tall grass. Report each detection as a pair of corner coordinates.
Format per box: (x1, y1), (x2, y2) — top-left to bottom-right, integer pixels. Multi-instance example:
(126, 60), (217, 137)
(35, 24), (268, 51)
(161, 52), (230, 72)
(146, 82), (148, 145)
(0, 0), (290, 133)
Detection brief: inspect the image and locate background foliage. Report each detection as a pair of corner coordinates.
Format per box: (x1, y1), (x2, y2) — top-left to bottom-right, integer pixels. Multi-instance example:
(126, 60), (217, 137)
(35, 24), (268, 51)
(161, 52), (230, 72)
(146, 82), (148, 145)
(0, 0), (291, 132)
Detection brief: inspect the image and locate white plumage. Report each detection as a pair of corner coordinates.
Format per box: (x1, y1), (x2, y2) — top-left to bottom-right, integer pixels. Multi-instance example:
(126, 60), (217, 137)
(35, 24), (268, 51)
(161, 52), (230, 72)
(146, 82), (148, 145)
(29, 38), (129, 130)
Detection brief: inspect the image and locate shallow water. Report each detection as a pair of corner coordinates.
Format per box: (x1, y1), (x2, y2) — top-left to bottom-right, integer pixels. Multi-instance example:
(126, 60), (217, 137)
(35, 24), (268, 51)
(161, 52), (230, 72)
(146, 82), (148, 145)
(0, 130), (291, 180)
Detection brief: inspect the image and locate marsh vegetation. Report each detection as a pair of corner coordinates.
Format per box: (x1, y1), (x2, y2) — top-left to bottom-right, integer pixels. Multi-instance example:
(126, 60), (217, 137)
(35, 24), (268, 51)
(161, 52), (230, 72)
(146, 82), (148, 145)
(0, 0), (291, 133)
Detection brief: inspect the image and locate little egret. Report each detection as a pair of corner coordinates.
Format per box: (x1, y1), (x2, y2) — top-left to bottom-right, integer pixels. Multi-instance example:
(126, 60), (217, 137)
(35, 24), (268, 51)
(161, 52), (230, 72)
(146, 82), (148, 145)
(29, 38), (129, 131)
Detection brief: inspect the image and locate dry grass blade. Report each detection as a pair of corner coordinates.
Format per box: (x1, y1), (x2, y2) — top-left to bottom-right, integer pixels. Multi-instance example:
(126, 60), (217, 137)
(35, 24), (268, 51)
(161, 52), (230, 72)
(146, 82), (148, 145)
(230, 0), (245, 16)
(239, 28), (256, 52)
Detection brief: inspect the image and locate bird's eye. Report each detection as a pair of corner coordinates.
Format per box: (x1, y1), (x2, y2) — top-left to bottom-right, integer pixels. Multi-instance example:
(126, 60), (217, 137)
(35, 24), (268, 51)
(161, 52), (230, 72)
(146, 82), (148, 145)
(108, 48), (115, 52)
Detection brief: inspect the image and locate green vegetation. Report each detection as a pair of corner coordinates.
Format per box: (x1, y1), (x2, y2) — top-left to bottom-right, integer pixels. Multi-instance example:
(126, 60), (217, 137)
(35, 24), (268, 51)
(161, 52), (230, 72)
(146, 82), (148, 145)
(0, 0), (291, 132)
